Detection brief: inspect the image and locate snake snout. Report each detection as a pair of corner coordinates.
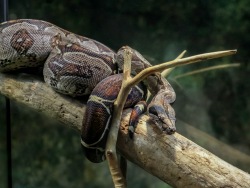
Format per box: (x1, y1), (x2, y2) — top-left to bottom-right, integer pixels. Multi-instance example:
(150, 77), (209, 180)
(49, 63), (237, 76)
(163, 123), (176, 135)
(161, 115), (176, 135)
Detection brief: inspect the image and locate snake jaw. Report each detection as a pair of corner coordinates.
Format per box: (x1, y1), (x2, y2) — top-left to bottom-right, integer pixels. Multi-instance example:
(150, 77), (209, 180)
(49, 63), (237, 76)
(148, 87), (176, 135)
(149, 105), (176, 135)
(159, 114), (176, 135)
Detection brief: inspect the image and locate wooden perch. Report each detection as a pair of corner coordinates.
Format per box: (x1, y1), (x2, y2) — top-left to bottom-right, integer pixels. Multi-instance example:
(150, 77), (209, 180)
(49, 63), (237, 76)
(1, 73), (250, 188)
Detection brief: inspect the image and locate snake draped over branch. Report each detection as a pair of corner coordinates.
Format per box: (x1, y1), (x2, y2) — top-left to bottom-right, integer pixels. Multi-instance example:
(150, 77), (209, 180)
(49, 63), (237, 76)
(0, 19), (176, 163)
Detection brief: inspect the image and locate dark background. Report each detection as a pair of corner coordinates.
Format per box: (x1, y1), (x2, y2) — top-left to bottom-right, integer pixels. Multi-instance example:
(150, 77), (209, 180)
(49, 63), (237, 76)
(0, 0), (249, 187)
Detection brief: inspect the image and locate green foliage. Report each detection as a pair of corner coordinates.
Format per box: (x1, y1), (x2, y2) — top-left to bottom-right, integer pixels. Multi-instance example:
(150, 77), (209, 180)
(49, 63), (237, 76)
(0, 0), (249, 187)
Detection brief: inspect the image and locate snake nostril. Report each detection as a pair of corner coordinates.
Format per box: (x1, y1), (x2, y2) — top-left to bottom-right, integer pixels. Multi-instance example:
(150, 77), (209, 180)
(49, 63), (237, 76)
(166, 127), (176, 135)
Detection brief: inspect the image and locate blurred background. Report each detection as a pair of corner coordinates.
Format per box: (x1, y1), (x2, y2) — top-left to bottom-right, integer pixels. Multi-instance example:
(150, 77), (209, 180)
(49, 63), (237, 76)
(0, 0), (249, 187)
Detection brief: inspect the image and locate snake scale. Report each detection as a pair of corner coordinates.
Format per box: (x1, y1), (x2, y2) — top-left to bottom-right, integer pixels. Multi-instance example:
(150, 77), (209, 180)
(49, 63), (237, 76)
(0, 19), (176, 163)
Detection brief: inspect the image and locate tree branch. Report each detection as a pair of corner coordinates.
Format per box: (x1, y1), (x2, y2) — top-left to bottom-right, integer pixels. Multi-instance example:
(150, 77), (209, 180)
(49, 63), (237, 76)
(0, 73), (249, 188)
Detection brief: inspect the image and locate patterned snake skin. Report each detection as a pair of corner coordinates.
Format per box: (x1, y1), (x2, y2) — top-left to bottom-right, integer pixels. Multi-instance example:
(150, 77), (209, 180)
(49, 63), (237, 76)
(0, 19), (176, 163)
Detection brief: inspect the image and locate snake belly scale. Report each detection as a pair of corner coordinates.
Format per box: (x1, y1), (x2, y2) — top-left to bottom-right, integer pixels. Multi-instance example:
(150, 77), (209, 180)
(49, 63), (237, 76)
(0, 19), (176, 163)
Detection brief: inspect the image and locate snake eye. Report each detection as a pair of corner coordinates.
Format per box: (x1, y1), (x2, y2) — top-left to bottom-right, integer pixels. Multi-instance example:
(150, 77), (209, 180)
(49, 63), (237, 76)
(149, 105), (165, 117)
(148, 106), (159, 116)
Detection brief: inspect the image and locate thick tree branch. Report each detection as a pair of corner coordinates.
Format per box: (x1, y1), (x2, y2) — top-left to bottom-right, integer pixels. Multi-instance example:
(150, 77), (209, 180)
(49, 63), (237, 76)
(1, 73), (250, 188)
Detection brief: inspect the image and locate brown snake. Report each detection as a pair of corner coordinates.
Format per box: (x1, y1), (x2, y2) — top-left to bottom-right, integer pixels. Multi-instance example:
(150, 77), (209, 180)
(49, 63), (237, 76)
(0, 19), (176, 163)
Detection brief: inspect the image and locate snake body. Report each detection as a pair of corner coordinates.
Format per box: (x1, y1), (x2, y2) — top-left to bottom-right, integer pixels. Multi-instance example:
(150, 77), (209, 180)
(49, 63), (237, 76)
(0, 19), (176, 163)
(0, 19), (116, 96)
(81, 74), (147, 162)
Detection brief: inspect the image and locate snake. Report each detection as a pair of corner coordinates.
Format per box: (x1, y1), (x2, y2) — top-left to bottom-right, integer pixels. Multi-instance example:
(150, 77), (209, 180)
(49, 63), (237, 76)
(0, 19), (176, 163)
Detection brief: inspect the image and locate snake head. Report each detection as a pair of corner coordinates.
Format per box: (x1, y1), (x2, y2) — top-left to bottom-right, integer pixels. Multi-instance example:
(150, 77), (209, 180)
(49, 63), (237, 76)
(148, 90), (176, 135)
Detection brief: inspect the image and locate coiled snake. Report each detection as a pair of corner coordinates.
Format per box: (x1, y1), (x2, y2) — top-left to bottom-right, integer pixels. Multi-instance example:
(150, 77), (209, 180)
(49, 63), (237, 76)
(0, 19), (176, 163)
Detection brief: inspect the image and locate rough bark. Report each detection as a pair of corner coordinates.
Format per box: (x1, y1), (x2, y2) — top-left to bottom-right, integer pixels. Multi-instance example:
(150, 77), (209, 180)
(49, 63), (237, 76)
(0, 73), (250, 188)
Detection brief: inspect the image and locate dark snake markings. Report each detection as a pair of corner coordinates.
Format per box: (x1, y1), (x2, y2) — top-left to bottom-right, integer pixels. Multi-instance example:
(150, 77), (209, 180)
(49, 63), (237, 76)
(0, 19), (176, 163)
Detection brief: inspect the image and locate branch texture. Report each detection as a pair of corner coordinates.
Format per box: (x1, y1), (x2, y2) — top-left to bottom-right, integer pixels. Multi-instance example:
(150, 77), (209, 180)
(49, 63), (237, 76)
(0, 73), (249, 188)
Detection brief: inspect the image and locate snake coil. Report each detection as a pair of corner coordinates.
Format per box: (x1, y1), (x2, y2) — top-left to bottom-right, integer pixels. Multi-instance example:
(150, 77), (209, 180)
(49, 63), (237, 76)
(0, 19), (176, 163)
